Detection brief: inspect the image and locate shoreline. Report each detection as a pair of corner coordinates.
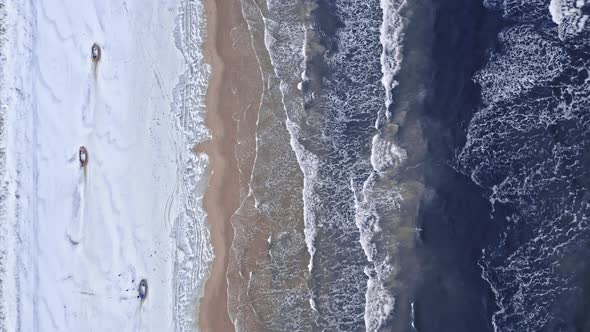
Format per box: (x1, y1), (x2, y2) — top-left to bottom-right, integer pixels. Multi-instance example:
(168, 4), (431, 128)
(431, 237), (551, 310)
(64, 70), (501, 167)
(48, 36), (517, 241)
(198, 0), (237, 329)
(198, 0), (260, 329)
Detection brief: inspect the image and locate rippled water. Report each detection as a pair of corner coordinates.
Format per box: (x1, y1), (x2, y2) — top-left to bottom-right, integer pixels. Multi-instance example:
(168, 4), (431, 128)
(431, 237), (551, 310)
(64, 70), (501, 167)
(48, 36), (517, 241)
(458, 0), (590, 330)
(229, 0), (433, 330)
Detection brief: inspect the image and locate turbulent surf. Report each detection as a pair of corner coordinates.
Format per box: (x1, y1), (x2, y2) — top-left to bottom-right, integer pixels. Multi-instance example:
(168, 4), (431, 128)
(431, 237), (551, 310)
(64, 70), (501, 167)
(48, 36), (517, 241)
(459, 0), (590, 330)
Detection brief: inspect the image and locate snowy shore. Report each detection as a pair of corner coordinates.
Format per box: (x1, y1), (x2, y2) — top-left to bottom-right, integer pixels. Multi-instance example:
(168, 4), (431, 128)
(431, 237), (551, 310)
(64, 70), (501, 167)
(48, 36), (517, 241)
(0, 0), (211, 331)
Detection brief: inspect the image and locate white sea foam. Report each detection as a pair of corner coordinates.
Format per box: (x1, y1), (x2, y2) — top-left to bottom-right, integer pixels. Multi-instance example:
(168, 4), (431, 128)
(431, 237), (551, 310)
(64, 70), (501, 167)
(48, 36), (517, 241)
(478, 253), (504, 332)
(549, 0), (565, 24)
(0, 0), (211, 330)
(380, 0), (407, 120)
(261, 0), (413, 329)
(410, 301), (416, 330)
(354, 169), (405, 331)
(356, 1), (409, 331)
(370, 132), (407, 173)
(236, 0), (315, 329)
(287, 119), (320, 273)
(264, 0), (313, 275)
(460, 1), (590, 329)
(546, 0), (590, 41)
(364, 264), (396, 330)
(475, 26), (570, 105)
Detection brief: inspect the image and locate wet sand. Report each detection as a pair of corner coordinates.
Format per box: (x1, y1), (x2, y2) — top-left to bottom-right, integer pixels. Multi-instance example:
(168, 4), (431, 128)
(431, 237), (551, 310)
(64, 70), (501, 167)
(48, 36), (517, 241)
(199, 0), (261, 330)
(224, 1), (314, 330)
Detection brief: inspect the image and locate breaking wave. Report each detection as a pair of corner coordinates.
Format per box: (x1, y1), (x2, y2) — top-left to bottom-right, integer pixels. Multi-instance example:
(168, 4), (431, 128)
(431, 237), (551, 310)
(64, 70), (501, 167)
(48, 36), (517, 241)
(231, 0), (424, 329)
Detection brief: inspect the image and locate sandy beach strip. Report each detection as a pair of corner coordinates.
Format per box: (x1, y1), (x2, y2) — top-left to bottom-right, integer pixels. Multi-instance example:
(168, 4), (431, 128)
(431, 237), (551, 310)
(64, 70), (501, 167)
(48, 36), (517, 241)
(199, 0), (261, 330)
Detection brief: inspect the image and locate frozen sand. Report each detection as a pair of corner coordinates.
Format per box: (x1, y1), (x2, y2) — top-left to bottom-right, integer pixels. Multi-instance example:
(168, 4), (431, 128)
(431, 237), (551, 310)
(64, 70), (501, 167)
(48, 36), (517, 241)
(0, 0), (212, 331)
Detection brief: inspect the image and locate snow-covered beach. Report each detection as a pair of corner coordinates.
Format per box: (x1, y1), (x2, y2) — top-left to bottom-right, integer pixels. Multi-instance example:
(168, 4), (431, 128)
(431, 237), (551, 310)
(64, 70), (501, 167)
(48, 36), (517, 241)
(0, 0), (212, 331)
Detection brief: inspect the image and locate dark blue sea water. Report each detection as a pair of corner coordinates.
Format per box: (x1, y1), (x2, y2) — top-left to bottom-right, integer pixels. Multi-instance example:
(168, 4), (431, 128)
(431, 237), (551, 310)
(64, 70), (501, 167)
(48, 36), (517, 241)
(308, 0), (590, 331)
(253, 0), (590, 330)
(305, 0), (382, 330)
(412, 0), (503, 331)
(454, 0), (590, 331)
(306, 0), (502, 330)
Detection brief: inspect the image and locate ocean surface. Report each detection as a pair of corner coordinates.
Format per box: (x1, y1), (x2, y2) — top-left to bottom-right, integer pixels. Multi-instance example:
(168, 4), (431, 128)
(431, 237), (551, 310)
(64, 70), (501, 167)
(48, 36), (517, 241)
(458, 0), (590, 331)
(230, 0), (590, 331)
